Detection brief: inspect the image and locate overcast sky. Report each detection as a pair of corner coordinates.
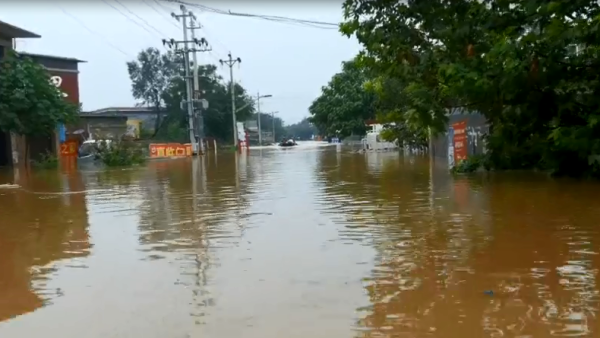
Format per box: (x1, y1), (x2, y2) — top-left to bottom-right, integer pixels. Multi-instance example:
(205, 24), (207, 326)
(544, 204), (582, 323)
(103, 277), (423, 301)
(1, 1), (360, 125)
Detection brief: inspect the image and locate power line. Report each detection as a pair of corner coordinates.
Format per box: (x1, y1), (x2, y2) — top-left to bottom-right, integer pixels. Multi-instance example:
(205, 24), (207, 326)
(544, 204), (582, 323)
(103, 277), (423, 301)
(160, 0), (339, 30)
(114, 0), (166, 37)
(142, 0), (180, 29)
(58, 6), (131, 58)
(101, 0), (161, 39)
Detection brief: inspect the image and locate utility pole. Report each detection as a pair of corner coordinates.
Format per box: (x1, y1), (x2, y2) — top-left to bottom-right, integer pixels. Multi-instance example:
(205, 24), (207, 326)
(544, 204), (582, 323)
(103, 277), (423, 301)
(219, 53), (241, 148)
(188, 20), (211, 155)
(257, 92), (262, 146)
(255, 92), (273, 146)
(163, 5), (210, 155)
(271, 111), (279, 143)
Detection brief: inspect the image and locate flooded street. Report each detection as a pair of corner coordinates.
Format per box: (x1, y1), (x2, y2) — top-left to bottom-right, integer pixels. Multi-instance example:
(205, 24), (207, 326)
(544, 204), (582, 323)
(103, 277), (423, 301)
(1, 142), (600, 337)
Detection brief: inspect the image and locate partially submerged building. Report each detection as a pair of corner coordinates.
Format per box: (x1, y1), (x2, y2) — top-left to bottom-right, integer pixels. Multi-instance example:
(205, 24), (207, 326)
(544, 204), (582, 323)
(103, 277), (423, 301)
(0, 20), (85, 166)
(0, 20), (40, 167)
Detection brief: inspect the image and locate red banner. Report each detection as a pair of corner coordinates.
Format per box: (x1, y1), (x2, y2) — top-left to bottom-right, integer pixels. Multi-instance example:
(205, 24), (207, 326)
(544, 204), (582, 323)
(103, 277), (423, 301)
(149, 143), (193, 158)
(452, 120), (468, 163)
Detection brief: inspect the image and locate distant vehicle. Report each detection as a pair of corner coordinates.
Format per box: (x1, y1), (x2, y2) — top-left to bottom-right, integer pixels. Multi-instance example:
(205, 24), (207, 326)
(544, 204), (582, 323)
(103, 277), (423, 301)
(278, 138), (297, 147)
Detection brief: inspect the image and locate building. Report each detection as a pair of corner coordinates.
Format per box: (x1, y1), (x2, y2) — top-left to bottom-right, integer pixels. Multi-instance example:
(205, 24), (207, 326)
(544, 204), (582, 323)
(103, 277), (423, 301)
(0, 20), (85, 166)
(0, 20), (40, 167)
(84, 107), (164, 134)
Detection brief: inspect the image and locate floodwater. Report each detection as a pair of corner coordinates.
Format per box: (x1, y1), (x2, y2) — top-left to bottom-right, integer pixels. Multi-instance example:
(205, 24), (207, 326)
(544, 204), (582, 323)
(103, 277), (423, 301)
(1, 142), (600, 338)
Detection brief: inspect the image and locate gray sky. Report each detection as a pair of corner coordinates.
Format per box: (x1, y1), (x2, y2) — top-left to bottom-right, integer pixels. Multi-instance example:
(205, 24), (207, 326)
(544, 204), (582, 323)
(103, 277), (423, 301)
(1, 1), (360, 125)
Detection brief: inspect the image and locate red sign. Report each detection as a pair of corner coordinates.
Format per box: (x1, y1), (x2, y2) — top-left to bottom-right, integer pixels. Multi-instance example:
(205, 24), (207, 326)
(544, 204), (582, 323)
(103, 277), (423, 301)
(452, 120), (468, 163)
(60, 139), (79, 157)
(149, 143), (193, 158)
(48, 71), (80, 105)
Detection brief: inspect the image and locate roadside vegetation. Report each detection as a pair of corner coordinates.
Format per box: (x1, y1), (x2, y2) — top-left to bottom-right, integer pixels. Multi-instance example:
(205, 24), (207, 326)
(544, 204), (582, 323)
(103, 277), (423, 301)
(96, 140), (146, 167)
(310, 0), (600, 178)
(0, 50), (79, 168)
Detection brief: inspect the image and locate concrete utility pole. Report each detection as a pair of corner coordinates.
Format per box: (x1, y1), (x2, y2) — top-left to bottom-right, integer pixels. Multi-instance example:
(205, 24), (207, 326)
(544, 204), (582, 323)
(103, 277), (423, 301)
(219, 53), (242, 148)
(163, 4), (210, 155)
(256, 92), (273, 146)
(271, 111), (279, 143)
(188, 20), (211, 155)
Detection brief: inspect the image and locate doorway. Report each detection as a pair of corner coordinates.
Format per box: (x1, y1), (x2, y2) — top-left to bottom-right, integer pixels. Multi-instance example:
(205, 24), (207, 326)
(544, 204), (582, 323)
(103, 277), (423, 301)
(0, 131), (10, 167)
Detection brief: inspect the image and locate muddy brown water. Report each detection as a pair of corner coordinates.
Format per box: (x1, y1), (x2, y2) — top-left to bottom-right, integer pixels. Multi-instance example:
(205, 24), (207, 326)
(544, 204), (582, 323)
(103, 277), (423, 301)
(1, 143), (599, 337)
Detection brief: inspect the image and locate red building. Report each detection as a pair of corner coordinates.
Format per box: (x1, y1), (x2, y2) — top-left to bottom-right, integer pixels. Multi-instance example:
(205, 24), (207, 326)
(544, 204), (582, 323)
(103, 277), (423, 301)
(0, 20), (85, 166)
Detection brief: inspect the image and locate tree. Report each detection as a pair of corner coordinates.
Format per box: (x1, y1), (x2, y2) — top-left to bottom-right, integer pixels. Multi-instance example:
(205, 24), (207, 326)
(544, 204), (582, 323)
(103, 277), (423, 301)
(308, 58), (375, 137)
(341, 0), (600, 177)
(126, 47), (182, 133)
(285, 118), (318, 140)
(0, 50), (79, 163)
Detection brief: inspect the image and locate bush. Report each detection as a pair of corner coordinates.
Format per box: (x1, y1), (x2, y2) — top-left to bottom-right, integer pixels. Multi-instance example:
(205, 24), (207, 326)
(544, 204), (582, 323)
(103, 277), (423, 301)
(31, 151), (59, 169)
(451, 155), (485, 174)
(97, 140), (146, 167)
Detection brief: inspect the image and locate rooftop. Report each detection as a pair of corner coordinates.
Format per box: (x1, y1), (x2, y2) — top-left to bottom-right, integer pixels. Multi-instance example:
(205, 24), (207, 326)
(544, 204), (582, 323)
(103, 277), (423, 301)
(0, 20), (40, 39)
(19, 52), (86, 63)
(85, 107), (165, 115)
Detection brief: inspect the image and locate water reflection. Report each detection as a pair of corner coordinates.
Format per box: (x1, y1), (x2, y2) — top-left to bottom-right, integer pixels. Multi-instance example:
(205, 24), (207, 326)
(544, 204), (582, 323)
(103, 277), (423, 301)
(1, 145), (600, 337)
(0, 169), (90, 322)
(316, 149), (600, 337)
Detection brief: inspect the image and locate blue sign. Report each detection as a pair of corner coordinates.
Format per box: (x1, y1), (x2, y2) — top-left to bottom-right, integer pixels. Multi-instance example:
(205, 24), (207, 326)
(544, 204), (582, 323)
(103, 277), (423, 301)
(58, 124), (66, 143)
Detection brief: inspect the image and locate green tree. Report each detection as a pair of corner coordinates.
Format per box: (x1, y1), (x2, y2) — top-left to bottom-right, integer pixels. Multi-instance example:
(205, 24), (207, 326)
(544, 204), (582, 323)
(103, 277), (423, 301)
(308, 58), (375, 138)
(341, 0), (600, 177)
(285, 118), (318, 140)
(0, 51), (79, 163)
(126, 47), (182, 133)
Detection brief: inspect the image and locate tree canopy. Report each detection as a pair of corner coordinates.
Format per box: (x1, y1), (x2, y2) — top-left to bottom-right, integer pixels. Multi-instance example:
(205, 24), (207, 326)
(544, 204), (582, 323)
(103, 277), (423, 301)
(308, 59), (375, 138)
(127, 48), (255, 143)
(285, 118), (318, 140)
(127, 47), (182, 132)
(340, 0), (600, 177)
(0, 50), (79, 137)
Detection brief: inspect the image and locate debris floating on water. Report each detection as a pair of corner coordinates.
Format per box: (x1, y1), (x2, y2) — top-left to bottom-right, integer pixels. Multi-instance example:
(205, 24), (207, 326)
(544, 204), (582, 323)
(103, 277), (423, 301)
(484, 290), (494, 296)
(0, 183), (20, 189)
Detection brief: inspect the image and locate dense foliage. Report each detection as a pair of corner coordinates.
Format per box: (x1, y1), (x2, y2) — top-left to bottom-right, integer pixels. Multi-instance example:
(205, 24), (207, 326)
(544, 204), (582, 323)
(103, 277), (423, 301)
(0, 50), (79, 166)
(285, 118), (319, 140)
(340, 0), (600, 177)
(127, 48), (255, 143)
(308, 59), (375, 138)
(0, 51), (79, 139)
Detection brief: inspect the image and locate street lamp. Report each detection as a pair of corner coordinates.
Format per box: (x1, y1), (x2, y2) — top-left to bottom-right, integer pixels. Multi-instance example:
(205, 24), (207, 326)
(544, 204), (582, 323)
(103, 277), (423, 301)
(256, 92), (273, 145)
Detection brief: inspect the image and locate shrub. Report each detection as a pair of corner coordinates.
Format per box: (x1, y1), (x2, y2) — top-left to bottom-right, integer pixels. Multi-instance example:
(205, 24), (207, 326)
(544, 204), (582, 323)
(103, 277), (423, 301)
(97, 140), (146, 167)
(451, 155), (484, 174)
(31, 151), (59, 169)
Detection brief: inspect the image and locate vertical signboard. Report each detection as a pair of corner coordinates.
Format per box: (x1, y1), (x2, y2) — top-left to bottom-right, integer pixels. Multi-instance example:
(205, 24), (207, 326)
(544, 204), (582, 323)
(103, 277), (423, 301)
(447, 127), (455, 169)
(452, 120), (468, 163)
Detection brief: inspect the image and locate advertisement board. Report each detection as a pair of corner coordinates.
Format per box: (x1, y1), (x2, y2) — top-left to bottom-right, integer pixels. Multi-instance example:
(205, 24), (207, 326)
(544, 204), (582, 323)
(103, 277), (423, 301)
(452, 120), (468, 163)
(149, 143), (193, 158)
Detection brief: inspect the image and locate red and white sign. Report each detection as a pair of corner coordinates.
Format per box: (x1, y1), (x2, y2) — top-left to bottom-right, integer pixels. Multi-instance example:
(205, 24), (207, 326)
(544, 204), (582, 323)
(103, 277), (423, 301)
(48, 71), (80, 104)
(452, 120), (468, 163)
